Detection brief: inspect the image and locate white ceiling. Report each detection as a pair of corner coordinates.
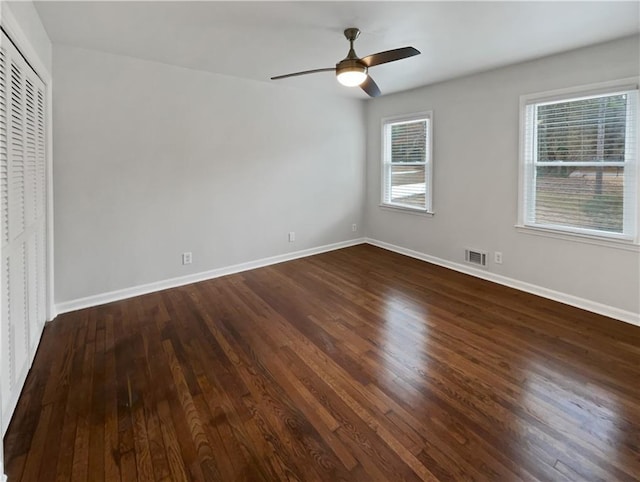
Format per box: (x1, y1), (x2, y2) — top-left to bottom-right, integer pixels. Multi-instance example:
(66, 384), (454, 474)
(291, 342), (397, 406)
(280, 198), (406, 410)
(33, 1), (640, 99)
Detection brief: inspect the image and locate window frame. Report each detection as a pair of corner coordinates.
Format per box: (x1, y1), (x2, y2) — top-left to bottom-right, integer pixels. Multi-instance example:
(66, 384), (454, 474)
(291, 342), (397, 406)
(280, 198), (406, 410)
(380, 111), (433, 214)
(517, 78), (640, 245)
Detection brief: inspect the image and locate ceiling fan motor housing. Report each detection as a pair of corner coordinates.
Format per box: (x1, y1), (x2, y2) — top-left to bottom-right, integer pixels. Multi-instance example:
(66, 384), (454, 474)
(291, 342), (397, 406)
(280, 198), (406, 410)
(336, 59), (368, 76)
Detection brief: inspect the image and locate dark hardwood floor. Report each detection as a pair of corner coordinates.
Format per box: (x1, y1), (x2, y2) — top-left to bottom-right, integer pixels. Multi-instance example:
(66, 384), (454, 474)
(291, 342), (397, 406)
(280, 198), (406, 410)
(4, 244), (640, 481)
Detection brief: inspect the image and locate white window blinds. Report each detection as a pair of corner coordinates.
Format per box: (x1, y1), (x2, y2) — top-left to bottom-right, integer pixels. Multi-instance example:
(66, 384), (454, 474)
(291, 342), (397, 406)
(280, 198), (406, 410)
(382, 113), (432, 212)
(521, 84), (638, 240)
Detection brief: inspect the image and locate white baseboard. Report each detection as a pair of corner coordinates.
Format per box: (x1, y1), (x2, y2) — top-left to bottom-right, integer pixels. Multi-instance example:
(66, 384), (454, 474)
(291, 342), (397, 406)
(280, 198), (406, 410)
(54, 238), (366, 315)
(365, 238), (640, 328)
(53, 236), (640, 328)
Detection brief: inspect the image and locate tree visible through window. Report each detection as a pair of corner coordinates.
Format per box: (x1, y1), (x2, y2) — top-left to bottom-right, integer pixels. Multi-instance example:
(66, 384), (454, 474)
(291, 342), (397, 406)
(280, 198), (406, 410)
(521, 84), (638, 239)
(382, 113), (432, 211)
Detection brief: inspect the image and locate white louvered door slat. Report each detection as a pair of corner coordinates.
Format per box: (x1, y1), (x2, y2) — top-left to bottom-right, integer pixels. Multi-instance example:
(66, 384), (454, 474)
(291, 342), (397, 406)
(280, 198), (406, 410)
(1, 30), (48, 434)
(1, 256), (12, 396)
(1, 47), (8, 247)
(36, 223), (46, 335)
(27, 235), (37, 350)
(9, 60), (25, 239)
(24, 78), (36, 227)
(36, 89), (45, 220)
(10, 243), (27, 378)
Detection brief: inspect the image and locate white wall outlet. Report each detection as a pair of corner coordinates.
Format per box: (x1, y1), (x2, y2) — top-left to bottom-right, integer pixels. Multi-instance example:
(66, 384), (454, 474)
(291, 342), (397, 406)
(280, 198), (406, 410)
(182, 252), (192, 265)
(352, 223), (358, 232)
(288, 232), (295, 242)
(494, 251), (503, 264)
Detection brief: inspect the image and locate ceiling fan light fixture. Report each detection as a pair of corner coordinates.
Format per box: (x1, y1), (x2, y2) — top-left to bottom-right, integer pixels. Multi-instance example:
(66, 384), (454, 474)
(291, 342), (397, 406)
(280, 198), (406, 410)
(336, 61), (367, 87)
(337, 69), (367, 87)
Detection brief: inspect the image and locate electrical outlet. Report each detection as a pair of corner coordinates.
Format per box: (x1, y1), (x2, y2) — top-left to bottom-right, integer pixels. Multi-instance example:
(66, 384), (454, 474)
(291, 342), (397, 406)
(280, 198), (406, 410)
(182, 252), (192, 265)
(352, 223), (358, 232)
(494, 251), (503, 264)
(288, 232), (295, 242)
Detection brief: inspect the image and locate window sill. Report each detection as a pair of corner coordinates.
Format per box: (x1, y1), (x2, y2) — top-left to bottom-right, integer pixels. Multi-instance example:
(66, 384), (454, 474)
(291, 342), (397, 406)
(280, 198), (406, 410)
(514, 224), (640, 252)
(379, 204), (435, 217)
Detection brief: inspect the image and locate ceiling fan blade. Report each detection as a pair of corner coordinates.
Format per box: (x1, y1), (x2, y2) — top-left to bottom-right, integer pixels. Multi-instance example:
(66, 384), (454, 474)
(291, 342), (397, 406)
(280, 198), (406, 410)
(361, 47), (420, 67)
(360, 76), (381, 98)
(271, 68), (336, 80)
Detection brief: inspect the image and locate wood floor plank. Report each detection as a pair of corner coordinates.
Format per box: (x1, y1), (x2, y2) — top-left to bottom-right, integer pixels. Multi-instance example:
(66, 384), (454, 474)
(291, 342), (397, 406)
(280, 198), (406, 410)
(137, 330), (172, 482)
(4, 245), (640, 481)
(54, 311), (90, 482)
(103, 314), (122, 482)
(113, 305), (139, 482)
(156, 399), (190, 482)
(70, 334), (96, 482)
(18, 403), (52, 482)
(162, 337), (221, 480)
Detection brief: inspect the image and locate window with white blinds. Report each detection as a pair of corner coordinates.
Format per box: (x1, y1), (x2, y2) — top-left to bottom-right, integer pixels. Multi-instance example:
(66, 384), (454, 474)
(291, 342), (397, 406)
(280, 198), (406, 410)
(381, 112), (432, 212)
(1, 29), (48, 433)
(520, 81), (639, 241)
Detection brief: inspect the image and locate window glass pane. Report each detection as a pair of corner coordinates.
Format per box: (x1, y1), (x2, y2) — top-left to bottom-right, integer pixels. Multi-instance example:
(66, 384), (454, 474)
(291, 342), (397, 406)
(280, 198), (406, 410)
(535, 166), (624, 232)
(536, 94), (628, 163)
(389, 164), (426, 209)
(391, 121), (426, 163)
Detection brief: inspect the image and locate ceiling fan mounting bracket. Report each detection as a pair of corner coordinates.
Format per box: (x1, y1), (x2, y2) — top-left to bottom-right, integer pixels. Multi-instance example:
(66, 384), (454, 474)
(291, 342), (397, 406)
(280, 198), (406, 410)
(343, 28), (361, 42)
(343, 28), (362, 59)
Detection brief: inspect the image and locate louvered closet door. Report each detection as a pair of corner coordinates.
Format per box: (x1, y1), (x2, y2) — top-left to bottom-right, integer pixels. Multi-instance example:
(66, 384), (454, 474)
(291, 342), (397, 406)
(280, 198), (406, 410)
(0, 30), (48, 433)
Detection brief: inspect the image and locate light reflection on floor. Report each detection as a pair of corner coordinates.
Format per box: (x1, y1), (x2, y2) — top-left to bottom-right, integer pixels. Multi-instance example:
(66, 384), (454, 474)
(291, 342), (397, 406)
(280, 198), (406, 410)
(373, 288), (432, 402)
(517, 356), (628, 476)
(372, 286), (635, 478)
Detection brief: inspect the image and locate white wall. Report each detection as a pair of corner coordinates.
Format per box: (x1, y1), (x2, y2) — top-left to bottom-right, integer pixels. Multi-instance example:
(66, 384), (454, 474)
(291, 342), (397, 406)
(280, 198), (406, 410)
(2, 1), (52, 74)
(365, 35), (640, 320)
(53, 45), (365, 306)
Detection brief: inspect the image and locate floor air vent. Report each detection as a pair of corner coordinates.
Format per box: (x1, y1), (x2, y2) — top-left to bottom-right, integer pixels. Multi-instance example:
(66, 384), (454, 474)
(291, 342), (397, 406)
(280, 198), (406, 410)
(465, 248), (487, 267)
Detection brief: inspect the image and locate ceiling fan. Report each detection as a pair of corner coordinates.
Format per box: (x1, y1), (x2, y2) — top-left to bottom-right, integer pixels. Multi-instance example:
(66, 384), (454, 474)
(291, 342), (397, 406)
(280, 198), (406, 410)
(271, 28), (420, 97)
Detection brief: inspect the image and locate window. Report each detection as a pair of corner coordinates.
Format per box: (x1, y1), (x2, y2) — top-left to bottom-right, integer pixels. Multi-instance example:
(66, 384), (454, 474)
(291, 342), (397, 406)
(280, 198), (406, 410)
(381, 112), (432, 212)
(519, 80), (639, 242)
